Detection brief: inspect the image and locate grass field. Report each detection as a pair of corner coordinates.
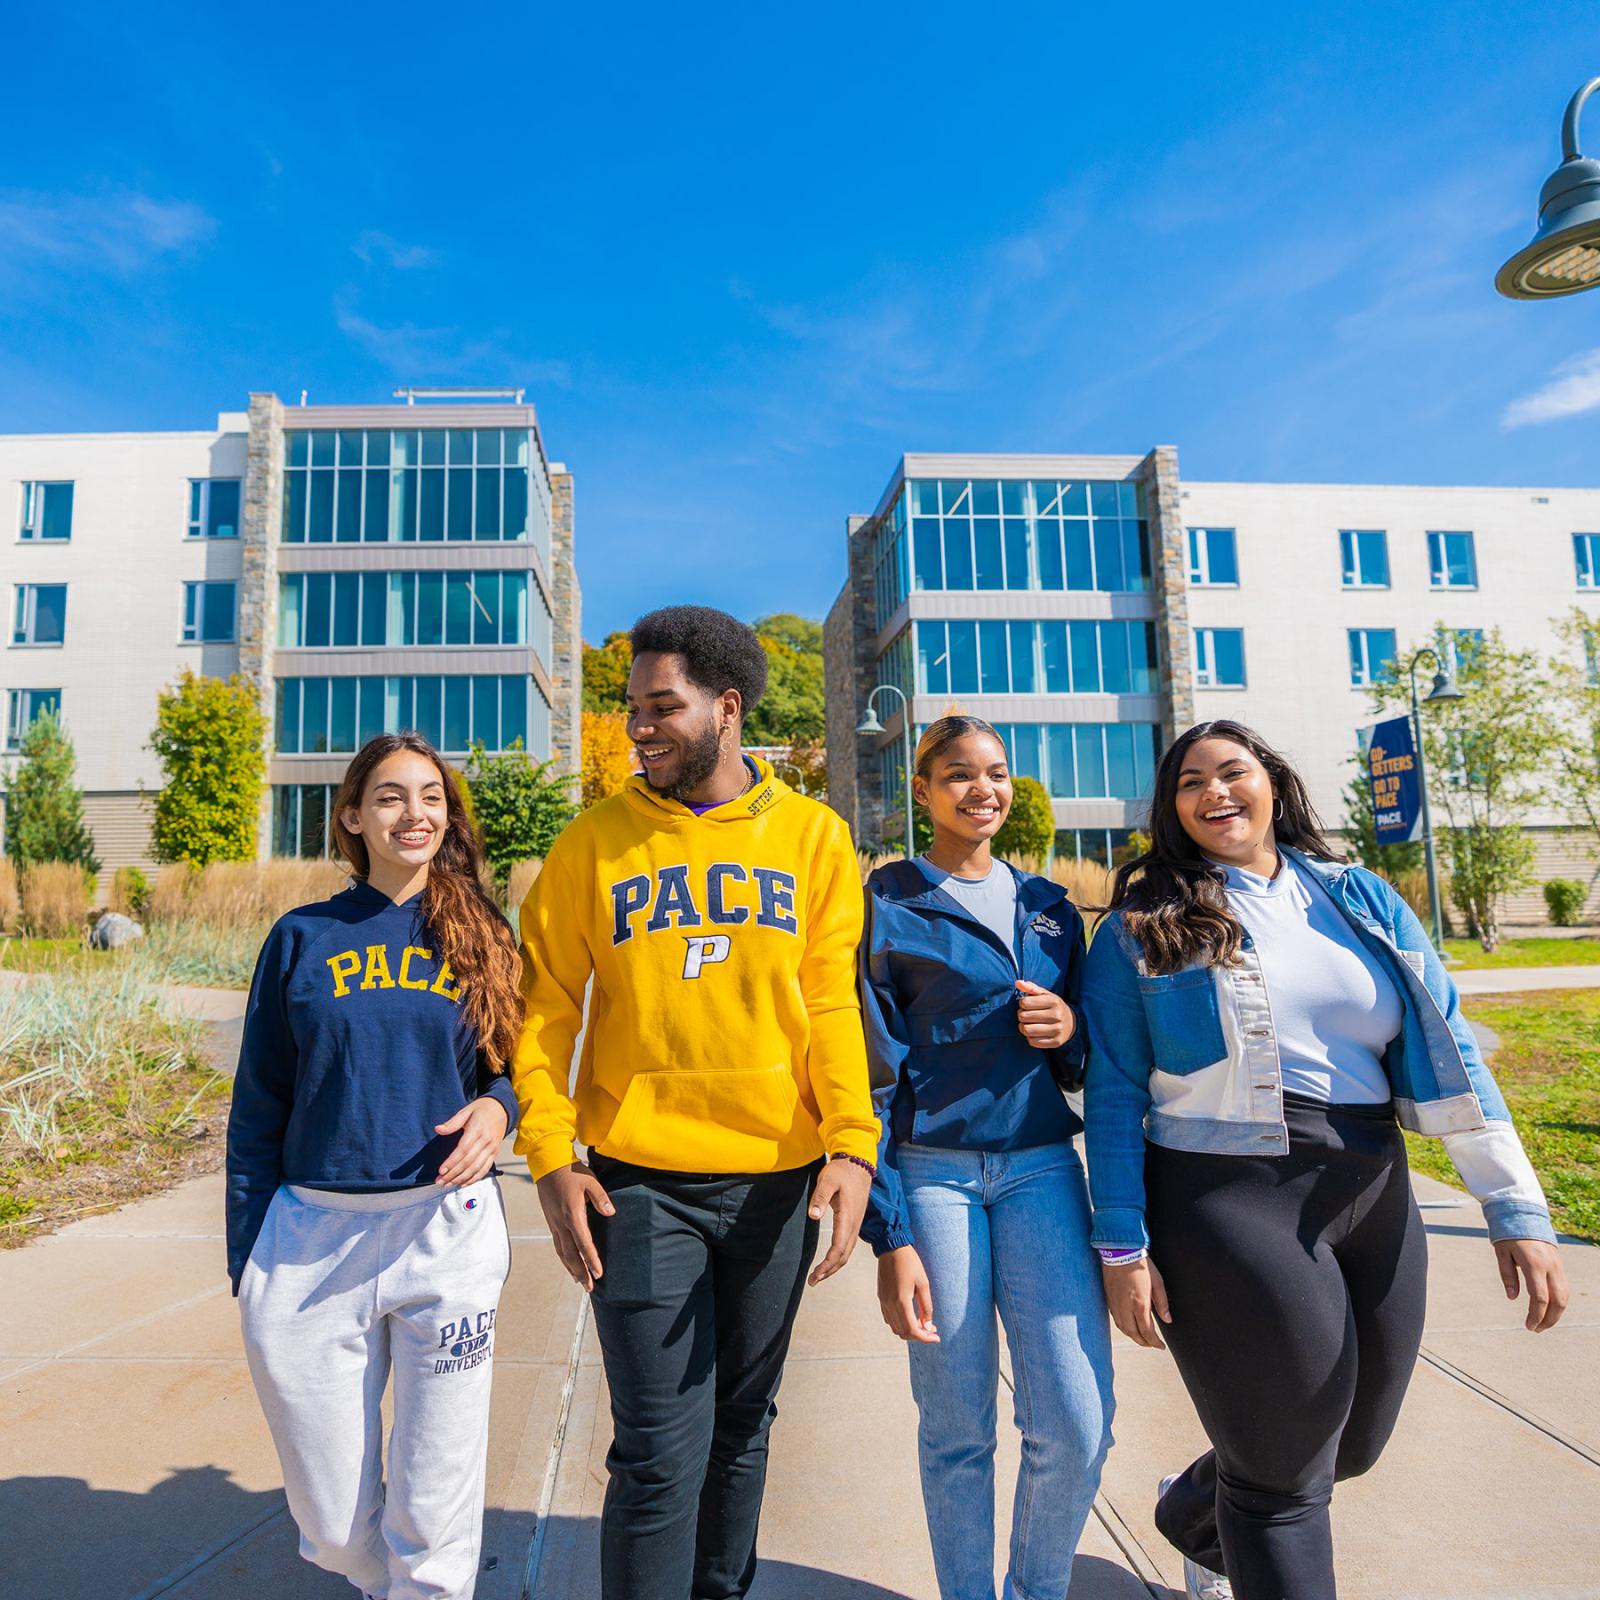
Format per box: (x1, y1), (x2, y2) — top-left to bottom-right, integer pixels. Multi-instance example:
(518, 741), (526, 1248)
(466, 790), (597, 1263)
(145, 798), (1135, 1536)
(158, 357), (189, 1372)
(1408, 988), (1600, 1243)
(1443, 936), (1600, 970)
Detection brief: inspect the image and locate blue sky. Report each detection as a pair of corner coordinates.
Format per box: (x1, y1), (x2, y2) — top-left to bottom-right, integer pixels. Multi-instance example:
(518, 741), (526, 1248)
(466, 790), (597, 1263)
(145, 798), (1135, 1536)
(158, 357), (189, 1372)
(4, 3), (1599, 637)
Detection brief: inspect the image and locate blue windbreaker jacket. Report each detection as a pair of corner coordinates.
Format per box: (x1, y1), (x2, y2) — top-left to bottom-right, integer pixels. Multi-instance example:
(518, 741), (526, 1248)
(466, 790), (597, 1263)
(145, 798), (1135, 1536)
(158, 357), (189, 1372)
(859, 859), (1087, 1254)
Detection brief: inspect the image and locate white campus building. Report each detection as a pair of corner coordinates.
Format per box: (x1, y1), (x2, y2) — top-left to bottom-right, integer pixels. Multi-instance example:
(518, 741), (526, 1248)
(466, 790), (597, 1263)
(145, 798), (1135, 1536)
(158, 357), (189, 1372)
(0, 392), (581, 875)
(824, 451), (1600, 920)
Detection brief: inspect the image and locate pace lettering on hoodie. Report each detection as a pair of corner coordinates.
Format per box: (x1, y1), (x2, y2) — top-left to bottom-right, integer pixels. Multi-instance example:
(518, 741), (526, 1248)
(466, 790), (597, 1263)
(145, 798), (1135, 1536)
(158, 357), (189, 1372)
(511, 755), (878, 1179)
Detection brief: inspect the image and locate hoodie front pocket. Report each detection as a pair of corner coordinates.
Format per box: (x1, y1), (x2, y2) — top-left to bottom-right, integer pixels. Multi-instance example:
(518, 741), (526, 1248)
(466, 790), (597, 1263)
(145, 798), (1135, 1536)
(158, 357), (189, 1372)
(1136, 968), (1228, 1076)
(604, 1063), (803, 1168)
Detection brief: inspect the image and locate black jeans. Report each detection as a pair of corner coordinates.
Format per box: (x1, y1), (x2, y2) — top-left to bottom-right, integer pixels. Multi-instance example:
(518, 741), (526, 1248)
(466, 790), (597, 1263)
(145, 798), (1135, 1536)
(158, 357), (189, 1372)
(1146, 1096), (1428, 1600)
(587, 1153), (822, 1600)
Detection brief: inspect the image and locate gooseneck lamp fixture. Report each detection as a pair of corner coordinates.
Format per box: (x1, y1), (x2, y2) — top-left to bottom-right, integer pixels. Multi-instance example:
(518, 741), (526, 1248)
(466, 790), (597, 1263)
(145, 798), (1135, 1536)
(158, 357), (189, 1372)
(1497, 77), (1600, 298)
(856, 685), (917, 860)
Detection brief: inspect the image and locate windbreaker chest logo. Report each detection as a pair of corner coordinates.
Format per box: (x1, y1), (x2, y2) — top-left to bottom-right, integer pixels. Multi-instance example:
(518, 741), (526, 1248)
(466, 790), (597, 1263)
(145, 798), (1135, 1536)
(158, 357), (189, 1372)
(609, 863), (799, 973)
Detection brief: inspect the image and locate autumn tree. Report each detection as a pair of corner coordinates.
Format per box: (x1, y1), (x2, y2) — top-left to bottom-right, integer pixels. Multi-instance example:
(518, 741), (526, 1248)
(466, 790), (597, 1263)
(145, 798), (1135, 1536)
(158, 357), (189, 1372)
(583, 632), (633, 713)
(581, 710), (637, 806)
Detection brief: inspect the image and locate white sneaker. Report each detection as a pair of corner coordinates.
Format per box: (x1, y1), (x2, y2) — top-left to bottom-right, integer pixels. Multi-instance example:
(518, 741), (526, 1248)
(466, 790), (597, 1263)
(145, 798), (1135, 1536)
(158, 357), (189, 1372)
(1158, 1473), (1233, 1600)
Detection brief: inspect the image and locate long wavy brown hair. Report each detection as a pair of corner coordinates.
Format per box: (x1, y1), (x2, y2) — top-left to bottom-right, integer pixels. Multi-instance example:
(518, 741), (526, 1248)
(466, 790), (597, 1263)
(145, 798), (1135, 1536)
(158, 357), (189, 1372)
(1106, 720), (1342, 975)
(331, 734), (524, 1070)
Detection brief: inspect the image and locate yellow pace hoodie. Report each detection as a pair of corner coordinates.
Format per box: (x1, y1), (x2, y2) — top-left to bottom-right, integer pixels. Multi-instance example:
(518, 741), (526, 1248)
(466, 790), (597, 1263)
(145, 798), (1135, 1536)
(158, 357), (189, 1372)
(511, 756), (879, 1182)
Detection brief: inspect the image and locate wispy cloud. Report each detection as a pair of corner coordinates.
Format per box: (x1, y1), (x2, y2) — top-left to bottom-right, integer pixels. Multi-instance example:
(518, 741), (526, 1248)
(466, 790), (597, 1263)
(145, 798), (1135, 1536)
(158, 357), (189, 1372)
(0, 190), (213, 280)
(1502, 348), (1600, 429)
(353, 230), (436, 270)
(334, 297), (570, 386)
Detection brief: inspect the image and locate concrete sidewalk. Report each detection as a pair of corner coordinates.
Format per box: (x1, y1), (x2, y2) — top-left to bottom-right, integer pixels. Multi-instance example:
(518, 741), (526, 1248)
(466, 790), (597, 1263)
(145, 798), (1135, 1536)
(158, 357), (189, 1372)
(2, 1139), (1597, 1599)
(1452, 964), (1600, 994)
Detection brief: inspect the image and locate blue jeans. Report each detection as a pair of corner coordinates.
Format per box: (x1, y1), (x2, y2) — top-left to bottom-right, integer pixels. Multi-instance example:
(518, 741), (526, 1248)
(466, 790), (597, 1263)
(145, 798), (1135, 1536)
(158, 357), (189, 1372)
(899, 1141), (1114, 1600)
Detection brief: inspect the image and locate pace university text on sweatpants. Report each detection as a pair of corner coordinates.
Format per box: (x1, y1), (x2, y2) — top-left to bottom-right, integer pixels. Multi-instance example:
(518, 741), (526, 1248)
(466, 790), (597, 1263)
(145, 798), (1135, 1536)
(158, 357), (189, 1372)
(240, 1175), (511, 1600)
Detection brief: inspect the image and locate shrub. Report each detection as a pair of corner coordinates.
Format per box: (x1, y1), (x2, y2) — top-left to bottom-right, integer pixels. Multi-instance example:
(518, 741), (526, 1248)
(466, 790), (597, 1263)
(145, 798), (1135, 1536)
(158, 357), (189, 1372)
(0, 859), (18, 935)
(4, 708), (99, 872)
(149, 671), (268, 866)
(465, 741), (578, 887)
(1544, 878), (1588, 927)
(110, 866), (151, 918)
(20, 862), (91, 939)
(993, 777), (1054, 861)
(505, 858), (543, 918)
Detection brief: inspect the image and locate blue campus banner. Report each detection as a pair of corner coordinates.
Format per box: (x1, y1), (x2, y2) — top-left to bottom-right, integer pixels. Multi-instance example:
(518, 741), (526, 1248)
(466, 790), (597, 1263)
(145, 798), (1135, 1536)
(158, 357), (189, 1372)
(1359, 716), (1423, 845)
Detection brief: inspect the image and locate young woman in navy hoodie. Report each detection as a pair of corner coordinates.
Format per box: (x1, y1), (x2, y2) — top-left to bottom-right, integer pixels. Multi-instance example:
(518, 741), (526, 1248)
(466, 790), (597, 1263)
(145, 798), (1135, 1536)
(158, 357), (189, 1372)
(861, 716), (1114, 1600)
(227, 733), (524, 1600)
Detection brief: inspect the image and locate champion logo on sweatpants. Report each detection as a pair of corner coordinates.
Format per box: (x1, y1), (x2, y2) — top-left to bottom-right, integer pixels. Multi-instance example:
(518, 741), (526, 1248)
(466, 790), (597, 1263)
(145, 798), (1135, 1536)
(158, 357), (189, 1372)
(463, 1197), (478, 1210)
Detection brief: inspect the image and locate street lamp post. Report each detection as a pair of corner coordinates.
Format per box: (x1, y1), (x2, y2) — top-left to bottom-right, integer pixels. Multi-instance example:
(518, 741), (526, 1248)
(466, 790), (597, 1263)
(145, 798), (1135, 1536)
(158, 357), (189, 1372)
(1497, 77), (1600, 298)
(1403, 646), (1464, 952)
(856, 685), (916, 860)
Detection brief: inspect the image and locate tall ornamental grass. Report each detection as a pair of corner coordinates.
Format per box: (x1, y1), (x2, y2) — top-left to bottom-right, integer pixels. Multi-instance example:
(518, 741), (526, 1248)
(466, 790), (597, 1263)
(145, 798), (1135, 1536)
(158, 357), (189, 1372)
(19, 862), (90, 939)
(505, 858), (543, 920)
(0, 961), (206, 1160)
(0, 860), (18, 935)
(143, 859), (349, 987)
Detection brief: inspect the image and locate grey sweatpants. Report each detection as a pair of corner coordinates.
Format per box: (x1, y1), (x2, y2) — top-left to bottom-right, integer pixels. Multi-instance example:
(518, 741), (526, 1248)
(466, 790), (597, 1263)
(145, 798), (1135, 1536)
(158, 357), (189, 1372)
(239, 1176), (510, 1600)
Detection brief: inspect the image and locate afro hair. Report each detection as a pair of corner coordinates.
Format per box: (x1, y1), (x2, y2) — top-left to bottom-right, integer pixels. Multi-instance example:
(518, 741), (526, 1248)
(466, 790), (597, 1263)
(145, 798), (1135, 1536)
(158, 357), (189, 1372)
(629, 605), (768, 720)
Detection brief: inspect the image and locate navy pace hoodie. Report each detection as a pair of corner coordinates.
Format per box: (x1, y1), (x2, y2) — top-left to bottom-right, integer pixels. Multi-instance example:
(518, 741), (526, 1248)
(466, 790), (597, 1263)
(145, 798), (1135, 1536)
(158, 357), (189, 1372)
(225, 880), (519, 1292)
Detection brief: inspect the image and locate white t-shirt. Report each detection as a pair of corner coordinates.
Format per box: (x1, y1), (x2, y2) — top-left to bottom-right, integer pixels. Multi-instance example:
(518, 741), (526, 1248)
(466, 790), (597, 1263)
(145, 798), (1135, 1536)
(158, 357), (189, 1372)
(1221, 859), (1401, 1105)
(920, 857), (1019, 962)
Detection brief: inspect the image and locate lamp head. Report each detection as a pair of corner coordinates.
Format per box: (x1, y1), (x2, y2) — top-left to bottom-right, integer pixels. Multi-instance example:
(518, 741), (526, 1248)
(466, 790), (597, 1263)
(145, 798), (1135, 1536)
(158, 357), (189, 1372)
(1425, 670), (1464, 704)
(855, 709), (886, 737)
(1498, 78), (1600, 298)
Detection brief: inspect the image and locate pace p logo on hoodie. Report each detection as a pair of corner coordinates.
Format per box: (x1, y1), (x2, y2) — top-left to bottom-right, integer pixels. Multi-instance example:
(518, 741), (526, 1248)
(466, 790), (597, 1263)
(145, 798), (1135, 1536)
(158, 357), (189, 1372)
(511, 757), (879, 1179)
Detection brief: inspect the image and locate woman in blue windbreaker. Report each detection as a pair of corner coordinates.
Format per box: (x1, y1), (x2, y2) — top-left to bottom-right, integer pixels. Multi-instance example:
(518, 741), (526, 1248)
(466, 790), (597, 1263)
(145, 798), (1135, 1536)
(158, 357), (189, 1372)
(1082, 719), (1568, 1600)
(861, 715), (1113, 1600)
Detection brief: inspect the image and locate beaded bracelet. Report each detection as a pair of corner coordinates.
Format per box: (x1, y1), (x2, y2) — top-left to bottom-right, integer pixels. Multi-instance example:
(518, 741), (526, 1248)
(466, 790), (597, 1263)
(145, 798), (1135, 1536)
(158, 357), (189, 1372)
(832, 1153), (878, 1179)
(1096, 1246), (1147, 1267)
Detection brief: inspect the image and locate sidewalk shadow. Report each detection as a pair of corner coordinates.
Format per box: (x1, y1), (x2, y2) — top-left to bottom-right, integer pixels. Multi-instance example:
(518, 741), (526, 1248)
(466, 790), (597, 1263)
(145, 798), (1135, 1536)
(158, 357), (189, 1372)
(0, 1466), (347, 1600)
(528, 1514), (1163, 1599)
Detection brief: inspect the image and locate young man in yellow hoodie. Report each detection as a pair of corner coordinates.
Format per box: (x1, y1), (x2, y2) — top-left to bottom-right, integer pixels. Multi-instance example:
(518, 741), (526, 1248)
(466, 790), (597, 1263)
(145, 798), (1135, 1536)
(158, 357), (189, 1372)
(512, 605), (879, 1600)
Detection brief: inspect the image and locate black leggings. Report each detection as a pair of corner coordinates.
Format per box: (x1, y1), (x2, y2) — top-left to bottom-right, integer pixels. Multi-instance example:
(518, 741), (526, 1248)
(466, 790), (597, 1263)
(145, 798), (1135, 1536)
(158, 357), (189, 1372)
(1146, 1095), (1428, 1600)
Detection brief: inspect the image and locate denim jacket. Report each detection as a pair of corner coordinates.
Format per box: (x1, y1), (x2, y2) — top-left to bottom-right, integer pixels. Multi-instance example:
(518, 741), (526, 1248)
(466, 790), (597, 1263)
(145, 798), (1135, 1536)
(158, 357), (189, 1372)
(1081, 848), (1555, 1249)
(860, 859), (1087, 1255)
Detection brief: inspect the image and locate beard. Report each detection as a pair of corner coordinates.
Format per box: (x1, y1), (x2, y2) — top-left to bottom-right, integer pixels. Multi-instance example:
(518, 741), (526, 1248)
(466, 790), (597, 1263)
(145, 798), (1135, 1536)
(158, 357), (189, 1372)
(656, 720), (725, 802)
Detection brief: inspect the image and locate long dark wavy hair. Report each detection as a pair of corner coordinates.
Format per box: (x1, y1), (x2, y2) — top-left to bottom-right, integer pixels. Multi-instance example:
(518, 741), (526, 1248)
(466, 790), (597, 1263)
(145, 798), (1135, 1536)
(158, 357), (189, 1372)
(1106, 720), (1342, 974)
(331, 734), (524, 1070)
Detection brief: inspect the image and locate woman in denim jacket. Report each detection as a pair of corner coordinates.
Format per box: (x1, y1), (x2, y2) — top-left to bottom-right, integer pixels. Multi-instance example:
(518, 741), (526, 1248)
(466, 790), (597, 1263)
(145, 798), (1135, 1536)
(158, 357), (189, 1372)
(862, 716), (1114, 1600)
(1081, 720), (1568, 1600)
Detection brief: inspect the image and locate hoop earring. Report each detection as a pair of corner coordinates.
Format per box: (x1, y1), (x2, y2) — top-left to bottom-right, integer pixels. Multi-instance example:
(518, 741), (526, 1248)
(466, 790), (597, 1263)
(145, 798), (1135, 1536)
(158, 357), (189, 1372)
(1273, 798), (1284, 821)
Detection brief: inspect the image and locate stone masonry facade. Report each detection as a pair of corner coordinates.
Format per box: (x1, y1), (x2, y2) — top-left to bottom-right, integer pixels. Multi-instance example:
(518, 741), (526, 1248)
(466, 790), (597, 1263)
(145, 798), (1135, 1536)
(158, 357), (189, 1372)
(1137, 444), (1194, 741)
(822, 514), (886, 841)
(240, 393), (285, 856)
(548, 467), (582, 774)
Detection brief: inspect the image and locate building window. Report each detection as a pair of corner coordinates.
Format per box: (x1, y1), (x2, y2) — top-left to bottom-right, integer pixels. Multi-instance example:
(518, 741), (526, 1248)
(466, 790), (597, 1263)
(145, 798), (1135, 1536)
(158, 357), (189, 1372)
(1438, 626), (1483, 677)
(1187, 527), (1238, 585)
(272, 784), (336, 857)
(188, 479), (242, 538)
(1348, 628), (1397, 686)
(276, 674), (533, 756)
(281, 428), (539, 547)
(182, 581), (237, 643)
(5, 688), (60, 750)
(1340, 529), (1390, 588)
(1427, 530), (1477, 589)
(277, 569), (531, 648)
(907, 478), (1149, 596)
(913, 619), (1156, 696)
(871, 492), (910, 633)
(1194, 627), (1247, 687)
(991, 721), (1160, 800)
(19, 481), (73, 541)
(1054, 828), (1141, 867)
(12, 583), (66, 645)
(1575, 532), (1600, 588)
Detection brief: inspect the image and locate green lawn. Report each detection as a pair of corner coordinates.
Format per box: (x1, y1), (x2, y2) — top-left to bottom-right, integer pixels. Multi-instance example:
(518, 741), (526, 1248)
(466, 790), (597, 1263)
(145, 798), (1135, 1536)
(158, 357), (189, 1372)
(0, 938), (119, 975)
(1442, 936), (1600, 970)
(1406, 989), (1600, 1243)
